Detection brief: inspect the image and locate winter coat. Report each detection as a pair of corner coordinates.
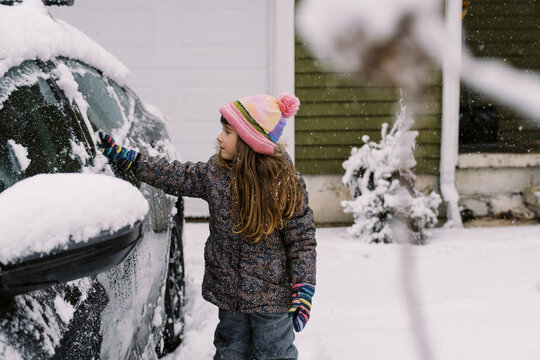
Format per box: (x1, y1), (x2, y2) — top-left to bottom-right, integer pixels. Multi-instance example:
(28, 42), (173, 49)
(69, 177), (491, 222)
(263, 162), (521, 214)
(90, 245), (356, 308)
(133, 153), (317, 313)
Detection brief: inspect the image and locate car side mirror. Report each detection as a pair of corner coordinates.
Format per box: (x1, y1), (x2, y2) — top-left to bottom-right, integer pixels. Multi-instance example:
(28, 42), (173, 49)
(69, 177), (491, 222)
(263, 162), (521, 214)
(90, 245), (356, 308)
(0, 173), (149, 297)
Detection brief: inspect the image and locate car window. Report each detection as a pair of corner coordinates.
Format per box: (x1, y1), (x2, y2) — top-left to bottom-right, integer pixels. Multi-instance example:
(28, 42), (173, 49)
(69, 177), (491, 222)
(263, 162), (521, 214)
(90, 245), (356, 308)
(0, 61), (86, 193)
(109, 80), (132, 117)
(114, 85), (170, 148)
(63, 60), (126, 133)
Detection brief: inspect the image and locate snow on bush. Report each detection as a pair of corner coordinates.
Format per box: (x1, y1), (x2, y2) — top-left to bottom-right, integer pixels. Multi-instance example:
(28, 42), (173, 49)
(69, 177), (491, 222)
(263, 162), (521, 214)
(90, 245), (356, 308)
(342, 102), (441, 244)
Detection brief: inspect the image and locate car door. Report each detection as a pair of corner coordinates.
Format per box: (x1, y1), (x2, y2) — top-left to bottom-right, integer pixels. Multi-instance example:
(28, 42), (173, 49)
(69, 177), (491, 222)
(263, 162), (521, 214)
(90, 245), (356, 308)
(0, 57), (177, 359)
(0, 59), (106, 359)
(57, 58), (175, 358)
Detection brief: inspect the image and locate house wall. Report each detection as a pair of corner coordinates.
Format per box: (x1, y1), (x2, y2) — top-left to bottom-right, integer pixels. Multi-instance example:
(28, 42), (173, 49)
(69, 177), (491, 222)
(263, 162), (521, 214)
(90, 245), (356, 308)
(294, 40), (443, 176)
(295, 38), (443, 224)
(297, 0), (540, 225)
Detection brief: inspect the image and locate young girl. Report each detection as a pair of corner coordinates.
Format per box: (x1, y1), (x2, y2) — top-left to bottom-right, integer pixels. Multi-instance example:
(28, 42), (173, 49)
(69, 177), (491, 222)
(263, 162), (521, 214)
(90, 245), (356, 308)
(99, 94), (316, 360)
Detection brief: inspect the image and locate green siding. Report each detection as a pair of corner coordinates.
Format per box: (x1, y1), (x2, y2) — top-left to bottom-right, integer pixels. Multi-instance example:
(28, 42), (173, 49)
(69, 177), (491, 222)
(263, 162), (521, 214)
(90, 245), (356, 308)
(296, 115), (440, 131)
(295, 158), (441, 176)
(294, 35), (442, 175)
(461, 0), (540, 152)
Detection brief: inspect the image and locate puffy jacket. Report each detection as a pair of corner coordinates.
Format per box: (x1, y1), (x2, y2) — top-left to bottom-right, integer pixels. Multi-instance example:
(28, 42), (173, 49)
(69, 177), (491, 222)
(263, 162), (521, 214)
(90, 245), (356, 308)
(133, 153), (317, 313)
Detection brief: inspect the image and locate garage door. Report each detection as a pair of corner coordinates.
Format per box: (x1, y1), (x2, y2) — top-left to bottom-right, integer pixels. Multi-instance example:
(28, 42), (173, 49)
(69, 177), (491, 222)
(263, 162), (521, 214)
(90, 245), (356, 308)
(52, 0), (270, 217)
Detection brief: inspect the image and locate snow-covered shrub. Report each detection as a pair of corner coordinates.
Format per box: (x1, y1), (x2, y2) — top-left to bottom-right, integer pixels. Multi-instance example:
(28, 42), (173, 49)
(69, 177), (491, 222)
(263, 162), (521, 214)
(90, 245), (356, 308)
(341, 103), (441, 244)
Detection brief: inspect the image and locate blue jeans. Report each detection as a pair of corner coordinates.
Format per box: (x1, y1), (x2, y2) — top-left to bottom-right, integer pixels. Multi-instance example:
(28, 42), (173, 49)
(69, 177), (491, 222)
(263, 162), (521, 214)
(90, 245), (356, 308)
(213, 309), (298, 360)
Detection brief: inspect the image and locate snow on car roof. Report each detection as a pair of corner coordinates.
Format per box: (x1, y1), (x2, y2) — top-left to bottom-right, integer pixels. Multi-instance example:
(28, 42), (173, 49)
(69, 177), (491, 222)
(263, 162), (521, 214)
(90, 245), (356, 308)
(0, 0), (130, 84)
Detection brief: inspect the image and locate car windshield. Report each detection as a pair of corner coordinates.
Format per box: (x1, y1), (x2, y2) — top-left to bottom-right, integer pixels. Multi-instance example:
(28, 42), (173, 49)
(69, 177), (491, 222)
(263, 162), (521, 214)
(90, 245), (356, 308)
(0, 61), (86, 193)
(64, 59), (127, 134)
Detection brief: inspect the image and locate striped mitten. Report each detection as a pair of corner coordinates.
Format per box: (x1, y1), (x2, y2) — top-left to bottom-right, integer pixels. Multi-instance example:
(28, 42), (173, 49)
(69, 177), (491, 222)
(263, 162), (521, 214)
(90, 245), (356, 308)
(98, 131), (138, 171)
(288, 283), (315, 332)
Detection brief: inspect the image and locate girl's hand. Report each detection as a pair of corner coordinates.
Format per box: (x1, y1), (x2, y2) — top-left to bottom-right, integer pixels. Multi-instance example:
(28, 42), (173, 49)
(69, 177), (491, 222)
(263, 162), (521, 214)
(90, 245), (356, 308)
(288, 283), (315, 332)
(98, 131), (139, 171)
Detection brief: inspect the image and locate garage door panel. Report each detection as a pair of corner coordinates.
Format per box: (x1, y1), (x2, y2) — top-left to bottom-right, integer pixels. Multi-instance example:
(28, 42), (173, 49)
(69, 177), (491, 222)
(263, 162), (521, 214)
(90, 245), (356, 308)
(179, 11), (246, 47)
(127, 68), (267, 144)
(87, 10), (154, 49)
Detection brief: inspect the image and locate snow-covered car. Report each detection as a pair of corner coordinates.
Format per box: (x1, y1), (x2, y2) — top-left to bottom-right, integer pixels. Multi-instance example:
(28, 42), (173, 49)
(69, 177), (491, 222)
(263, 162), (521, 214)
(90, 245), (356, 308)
(0, 1), (185, 359)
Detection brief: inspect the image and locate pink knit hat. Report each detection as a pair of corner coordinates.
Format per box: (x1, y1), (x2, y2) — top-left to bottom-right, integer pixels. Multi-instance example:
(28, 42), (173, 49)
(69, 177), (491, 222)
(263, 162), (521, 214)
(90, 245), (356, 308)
(219, 94), (300, 155)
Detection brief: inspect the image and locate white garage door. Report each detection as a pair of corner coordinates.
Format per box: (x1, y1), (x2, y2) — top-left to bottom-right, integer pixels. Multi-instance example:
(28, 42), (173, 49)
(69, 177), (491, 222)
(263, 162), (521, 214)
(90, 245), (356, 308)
(52, 0), (271, 217)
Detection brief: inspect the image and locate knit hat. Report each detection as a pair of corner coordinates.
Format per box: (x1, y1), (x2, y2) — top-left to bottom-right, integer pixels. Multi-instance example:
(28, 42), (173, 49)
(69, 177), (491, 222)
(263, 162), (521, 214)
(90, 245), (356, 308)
(219, 94), (300, 155)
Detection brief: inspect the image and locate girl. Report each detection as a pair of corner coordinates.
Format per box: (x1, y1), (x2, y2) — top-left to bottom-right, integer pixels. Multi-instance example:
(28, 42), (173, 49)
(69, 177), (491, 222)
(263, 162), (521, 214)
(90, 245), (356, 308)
(99, 94), (316, 360)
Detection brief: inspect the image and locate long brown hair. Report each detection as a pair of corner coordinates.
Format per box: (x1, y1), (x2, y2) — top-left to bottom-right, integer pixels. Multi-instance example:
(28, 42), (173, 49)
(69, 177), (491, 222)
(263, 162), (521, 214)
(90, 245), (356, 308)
(216, 135), (303, 243)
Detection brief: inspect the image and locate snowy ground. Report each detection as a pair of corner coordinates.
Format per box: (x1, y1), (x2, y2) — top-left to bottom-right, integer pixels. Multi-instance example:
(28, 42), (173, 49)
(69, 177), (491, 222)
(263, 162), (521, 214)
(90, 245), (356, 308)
(166, 222), (540, 360)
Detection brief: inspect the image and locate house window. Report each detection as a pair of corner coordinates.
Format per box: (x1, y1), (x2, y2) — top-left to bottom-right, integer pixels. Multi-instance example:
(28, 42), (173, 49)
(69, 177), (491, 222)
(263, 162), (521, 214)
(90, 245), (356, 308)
(459, 0), (540, 154)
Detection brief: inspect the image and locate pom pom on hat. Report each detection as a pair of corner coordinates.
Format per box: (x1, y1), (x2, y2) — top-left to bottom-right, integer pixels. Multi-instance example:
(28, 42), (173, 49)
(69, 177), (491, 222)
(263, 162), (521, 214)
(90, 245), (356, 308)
(276, 94), (300, 118)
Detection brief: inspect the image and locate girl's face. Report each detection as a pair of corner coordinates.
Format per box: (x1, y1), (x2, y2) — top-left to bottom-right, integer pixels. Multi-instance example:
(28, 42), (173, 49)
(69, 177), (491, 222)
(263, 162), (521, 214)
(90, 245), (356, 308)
(217, 121), (238, 160)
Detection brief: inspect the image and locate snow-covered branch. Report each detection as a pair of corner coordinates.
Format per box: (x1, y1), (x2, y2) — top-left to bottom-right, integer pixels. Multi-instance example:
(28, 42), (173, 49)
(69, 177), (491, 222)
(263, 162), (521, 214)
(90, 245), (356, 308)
(342, 104), (441, 244)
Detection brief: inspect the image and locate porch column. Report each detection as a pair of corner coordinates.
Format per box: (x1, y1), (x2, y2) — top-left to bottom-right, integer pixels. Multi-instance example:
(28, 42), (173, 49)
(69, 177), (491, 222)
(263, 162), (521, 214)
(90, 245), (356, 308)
(440, 0), (463, 227)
